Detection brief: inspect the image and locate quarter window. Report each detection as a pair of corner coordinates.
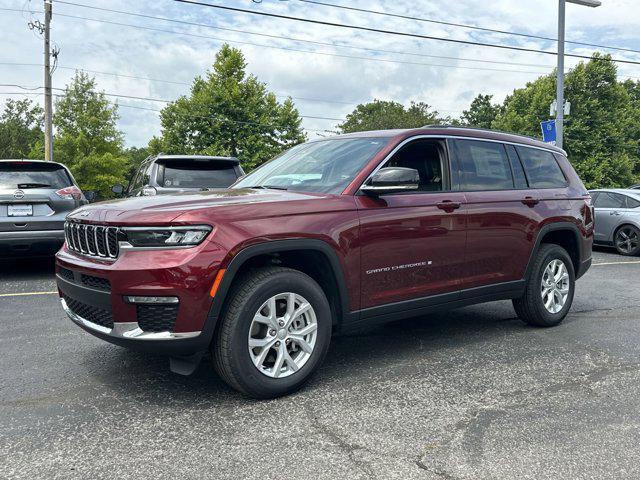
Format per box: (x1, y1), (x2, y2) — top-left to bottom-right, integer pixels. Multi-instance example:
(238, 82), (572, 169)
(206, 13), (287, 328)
(626, 196), (640, 208)
(452, 139), (514, 191)
(516, 147), (567, 188)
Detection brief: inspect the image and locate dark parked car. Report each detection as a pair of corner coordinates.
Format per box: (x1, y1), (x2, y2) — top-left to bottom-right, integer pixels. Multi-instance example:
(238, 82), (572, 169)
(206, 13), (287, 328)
(0, 159), (87, 257)
(56, 127), (593, 398)
(115, 155), (244, 197)
(590, 188), (640, 255)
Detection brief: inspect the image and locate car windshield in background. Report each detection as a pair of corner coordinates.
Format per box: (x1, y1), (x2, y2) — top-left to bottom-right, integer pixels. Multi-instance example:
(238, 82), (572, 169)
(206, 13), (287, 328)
(233, 137), (391, 194)
(0, 163), (72, 189)
(159, 160), (238, 189)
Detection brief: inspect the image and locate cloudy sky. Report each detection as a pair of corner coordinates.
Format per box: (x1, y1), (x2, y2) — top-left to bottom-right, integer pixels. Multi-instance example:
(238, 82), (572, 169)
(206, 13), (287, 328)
(1, 0), (639, 147)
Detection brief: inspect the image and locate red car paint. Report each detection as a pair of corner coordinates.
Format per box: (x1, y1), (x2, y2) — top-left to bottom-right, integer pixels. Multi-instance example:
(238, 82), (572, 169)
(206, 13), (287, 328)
(55, 127), (593, 355)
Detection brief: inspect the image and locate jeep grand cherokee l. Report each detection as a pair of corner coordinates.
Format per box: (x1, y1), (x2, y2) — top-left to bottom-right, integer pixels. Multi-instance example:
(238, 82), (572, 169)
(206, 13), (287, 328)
(55, 127), (593, 398)
(1, 159), (87, 257)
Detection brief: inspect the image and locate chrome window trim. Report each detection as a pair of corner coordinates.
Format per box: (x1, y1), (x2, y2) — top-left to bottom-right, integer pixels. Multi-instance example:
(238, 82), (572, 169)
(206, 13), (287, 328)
(358, 134), (567, 193)
(61, 298), (200, 340)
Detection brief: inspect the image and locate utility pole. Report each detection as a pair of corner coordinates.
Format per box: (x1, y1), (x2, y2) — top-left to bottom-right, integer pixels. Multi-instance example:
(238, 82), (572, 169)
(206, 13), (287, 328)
(43, 0), (53, 161)
(556, 0), (601, 150)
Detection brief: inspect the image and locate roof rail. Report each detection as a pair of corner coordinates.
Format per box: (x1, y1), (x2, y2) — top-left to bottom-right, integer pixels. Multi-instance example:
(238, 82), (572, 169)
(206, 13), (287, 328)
(420, 124), (549, 146)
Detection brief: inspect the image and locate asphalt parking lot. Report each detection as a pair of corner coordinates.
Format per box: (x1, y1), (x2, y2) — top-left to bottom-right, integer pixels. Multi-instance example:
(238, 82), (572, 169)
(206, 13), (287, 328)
(1, 249), (640, 480)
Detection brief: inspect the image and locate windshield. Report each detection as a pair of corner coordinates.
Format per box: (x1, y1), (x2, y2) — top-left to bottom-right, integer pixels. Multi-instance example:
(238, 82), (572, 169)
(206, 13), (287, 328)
(0, 162), (72, 189)
(158, 160), (238, 189)
(233, 137), (391, 194)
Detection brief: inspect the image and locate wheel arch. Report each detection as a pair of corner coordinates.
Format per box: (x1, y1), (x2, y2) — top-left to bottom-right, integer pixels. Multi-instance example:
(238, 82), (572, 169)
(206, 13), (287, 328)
(525, 222), (583, 280)
(203, 239), (352, 345)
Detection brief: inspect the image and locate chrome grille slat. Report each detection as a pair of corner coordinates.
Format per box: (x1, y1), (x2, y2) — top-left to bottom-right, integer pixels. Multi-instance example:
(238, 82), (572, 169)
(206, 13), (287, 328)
(64, 221), (120, 260)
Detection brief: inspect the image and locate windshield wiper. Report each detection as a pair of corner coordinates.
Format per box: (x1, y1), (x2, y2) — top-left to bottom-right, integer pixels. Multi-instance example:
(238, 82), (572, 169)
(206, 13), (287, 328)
(246, 185), (289, 191)
(17, 183), (51, 189)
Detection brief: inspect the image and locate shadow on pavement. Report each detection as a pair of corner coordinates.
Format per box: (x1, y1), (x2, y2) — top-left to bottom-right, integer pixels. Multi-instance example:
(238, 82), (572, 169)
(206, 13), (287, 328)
(82, 303), (523, 406)
(0, 256), (56, 280)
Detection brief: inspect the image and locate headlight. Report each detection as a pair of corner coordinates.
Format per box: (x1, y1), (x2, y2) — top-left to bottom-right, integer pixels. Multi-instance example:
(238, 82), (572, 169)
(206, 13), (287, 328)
(122, 226), (212, 248)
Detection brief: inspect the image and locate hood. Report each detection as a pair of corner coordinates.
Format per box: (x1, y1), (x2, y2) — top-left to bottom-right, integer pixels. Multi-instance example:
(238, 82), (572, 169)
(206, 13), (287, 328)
(66, 188), (340, 225)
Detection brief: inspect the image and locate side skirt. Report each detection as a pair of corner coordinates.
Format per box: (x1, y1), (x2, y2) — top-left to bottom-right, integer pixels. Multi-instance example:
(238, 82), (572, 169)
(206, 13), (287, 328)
(341, 280), (525, 332)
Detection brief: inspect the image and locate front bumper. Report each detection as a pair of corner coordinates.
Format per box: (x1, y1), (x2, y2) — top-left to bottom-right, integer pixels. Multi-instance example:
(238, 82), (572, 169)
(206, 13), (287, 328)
(0, 229), (64, 256)
(56, 239), (226, 355)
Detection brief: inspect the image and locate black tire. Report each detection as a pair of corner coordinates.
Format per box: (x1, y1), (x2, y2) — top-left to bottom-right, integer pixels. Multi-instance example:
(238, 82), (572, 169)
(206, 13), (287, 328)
(513, 244), (575, 327)
(613, 224), (640, 256)
(212, 266), (332, 398)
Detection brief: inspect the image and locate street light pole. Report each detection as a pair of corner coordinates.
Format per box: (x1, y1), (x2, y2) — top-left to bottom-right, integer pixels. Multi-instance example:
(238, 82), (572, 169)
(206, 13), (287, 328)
(556, 0), (601, 150)
(556, 0), (566, 150)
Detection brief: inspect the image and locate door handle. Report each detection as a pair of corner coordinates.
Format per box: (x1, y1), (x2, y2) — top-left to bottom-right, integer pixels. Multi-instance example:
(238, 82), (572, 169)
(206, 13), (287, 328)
(521, 196), (540, 207)
(610, 211), (621, 216)
(436, 200), (461, 212)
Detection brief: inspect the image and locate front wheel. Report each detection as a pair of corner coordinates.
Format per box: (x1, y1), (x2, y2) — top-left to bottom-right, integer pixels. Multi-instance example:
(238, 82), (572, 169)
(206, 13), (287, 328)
(513, 244), (575, 327)
(212, 267), (332, 398)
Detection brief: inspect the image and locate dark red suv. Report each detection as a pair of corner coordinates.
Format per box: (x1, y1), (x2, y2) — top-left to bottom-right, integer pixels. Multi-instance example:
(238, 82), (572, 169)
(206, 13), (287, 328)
(55, 127), (593, 398)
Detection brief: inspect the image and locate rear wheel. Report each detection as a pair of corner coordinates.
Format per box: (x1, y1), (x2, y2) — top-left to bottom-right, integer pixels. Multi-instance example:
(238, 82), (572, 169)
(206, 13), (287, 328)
(212, 267), (332, 398)
(614, 225), (640, 256)
(513, 244), (575, 327)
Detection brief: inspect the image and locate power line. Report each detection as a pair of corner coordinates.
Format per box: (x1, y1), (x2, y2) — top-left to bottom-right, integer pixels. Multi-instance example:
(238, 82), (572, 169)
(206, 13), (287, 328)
(2, 91), (637, 150)
(6, 8), (552, 76)
(170, 0), (640, 67)
(0, 90), (340, 133)
(0, 61), (365, 106)
(39, 3), (556, 70)
(2, 84), (347, 121)
(298, 0), (640, 56)
(8, 6), (639, 80)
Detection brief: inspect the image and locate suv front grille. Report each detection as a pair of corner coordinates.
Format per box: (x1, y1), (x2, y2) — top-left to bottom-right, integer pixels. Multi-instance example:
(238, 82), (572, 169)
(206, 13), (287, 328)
(64, 221), (120, 260)
(137, 305), (179, 333)
(63, 295), (114, 329)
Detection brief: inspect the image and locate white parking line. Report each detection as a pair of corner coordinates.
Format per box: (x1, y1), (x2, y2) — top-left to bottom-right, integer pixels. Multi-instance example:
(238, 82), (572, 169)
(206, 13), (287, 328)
(592, 260), (640, 266)
(0, 291), (57, 298)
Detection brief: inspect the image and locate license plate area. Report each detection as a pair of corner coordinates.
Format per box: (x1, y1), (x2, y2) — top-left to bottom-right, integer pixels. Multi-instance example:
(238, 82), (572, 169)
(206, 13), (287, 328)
(8, 204), (33, 217)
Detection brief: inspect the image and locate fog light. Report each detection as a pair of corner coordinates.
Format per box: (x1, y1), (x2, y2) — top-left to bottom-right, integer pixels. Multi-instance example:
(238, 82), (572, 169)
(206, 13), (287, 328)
(124, 296), (179, 304)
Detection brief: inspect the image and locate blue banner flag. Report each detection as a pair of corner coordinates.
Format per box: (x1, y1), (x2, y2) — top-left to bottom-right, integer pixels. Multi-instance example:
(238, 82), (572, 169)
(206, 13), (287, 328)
(541, 120), (557, 145)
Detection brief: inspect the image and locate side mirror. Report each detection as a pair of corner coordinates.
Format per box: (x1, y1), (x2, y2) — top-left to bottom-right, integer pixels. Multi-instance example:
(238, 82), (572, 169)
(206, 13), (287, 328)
(361, 167), (420, 195)
(112, 184), (125, 196)
(84, 191), (97, 202)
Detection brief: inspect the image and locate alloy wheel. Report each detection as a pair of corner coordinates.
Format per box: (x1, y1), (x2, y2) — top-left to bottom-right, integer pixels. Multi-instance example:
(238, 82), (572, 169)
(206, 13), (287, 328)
(540, 259), (570, 314)
(615, 227), (639, 254)
(248, 292), (318, 378)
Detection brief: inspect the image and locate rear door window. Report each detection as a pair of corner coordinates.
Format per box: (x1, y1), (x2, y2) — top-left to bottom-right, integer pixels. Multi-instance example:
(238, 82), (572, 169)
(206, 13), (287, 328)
(452, 139), (514, 191)
(158, 160), (238, 189)
(0, 162), (72, 189)
(505, 145), (528, 189)
(594, 192), (625, 208)
(516, 147), (567, 188)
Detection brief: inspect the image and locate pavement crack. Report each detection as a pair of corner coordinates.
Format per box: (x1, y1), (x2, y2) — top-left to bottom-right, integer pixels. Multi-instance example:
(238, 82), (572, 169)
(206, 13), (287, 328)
(305, 408), (377, 479)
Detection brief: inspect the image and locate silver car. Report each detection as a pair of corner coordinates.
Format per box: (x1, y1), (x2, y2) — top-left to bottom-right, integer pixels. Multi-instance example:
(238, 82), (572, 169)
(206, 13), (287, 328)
(590, 188), (640, 256)
(0, 159), (87, 257)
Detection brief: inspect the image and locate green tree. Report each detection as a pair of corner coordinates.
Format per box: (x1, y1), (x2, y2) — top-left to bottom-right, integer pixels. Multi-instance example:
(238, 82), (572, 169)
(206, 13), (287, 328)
(0, 99), (43, 159)
(460, 94), (502, 129)
(156, 44), (306, 171)
(46, 72), (129, 197)
(493, 54), (640, 188)
(338, 100), (445, 133)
